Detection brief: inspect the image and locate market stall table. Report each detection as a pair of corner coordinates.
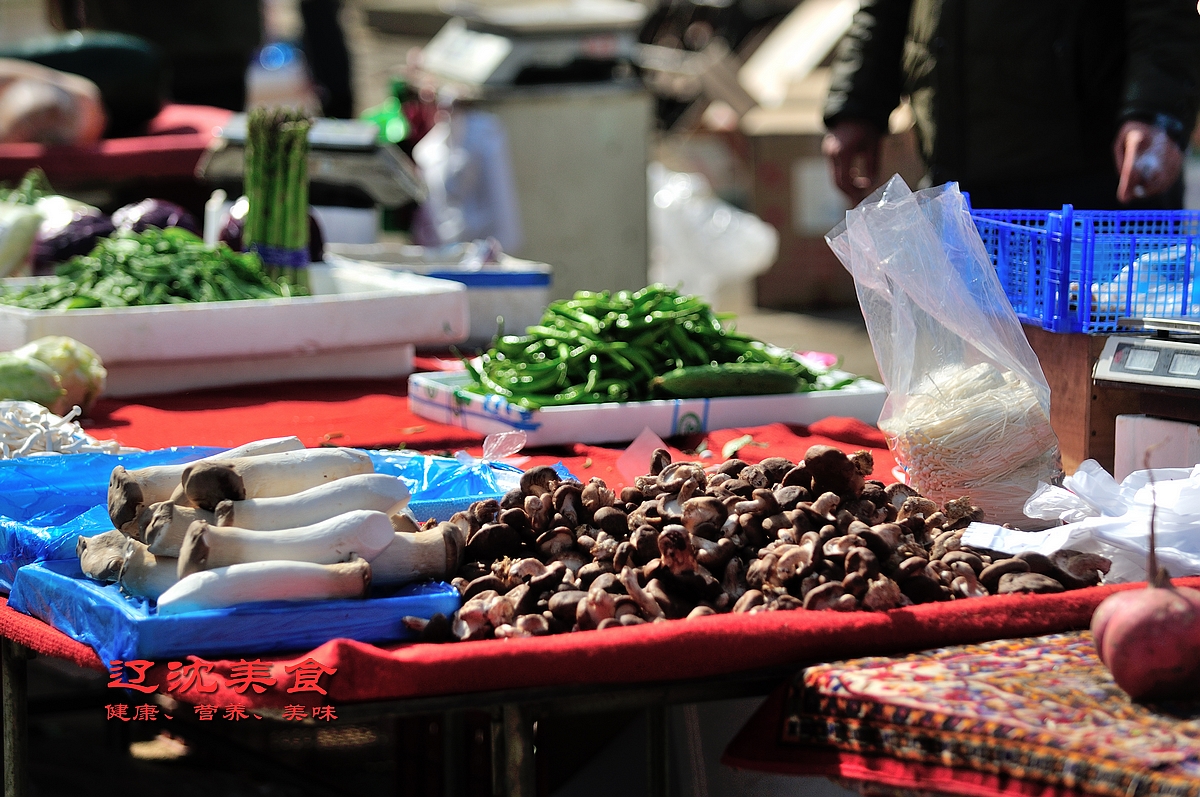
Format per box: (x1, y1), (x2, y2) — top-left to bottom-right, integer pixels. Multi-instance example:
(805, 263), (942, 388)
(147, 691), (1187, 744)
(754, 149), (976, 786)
(0, 375), (1120, 796)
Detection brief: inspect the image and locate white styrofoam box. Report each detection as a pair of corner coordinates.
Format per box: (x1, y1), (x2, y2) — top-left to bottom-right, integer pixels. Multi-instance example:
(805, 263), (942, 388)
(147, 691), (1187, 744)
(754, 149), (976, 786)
(310, 205), (379, 245)
(1114, 414), (1200, 482)
(325, 242), (551, 347)
(102, 344), (415, 397)
(0, 262), (468, 396)
(407, 370), (887, 447)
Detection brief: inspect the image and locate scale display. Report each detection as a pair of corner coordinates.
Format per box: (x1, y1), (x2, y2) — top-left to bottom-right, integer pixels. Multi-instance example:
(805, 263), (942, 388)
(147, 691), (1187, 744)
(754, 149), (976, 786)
(1095, 336), (1200, 391)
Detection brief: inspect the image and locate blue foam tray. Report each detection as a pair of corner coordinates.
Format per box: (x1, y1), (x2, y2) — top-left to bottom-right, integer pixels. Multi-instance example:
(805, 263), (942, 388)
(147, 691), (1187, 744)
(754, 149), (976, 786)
(0, 447), (537, 591)
(9, 559), (460, 665)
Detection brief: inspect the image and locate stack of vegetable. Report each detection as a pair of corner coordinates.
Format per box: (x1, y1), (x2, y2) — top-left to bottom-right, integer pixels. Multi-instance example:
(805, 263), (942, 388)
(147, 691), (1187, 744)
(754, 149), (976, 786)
(0, 227), (301, 309)
(79, 437), (465, 614)
(468, 285), (852, 408)
(243, 108), (312, 289)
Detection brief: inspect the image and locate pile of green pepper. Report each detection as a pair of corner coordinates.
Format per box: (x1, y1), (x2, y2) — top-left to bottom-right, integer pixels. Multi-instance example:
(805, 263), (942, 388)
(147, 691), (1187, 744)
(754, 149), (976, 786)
(467, 285), (832, 408)
(0, 227), (303, 310)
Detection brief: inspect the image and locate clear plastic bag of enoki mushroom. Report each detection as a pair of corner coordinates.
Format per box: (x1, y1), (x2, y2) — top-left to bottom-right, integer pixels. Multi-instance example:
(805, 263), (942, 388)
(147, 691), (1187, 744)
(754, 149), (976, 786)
(826, 176), (1062, 526)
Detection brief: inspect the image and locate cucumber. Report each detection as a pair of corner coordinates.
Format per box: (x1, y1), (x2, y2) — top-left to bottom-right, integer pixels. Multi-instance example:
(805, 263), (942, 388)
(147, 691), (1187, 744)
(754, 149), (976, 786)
(651, 363), (801, 398)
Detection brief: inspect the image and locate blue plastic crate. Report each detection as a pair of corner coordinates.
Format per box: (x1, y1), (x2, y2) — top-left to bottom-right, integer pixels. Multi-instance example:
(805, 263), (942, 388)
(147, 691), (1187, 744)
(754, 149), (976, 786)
(972, 206), (1200, 333)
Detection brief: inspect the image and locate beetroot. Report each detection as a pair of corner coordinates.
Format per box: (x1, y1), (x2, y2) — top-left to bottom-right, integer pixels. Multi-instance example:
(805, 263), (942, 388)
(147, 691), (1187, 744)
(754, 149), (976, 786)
(1091, 578), (1200, 700)
(1090, 472), (1200, 701)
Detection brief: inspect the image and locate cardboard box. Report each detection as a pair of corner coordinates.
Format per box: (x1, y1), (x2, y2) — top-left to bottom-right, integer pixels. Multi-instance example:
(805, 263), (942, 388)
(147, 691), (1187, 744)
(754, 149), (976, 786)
(741, 70), (926, 310)
(0, 262), (469, 396)
(408, 370), (886, 446)
(1114, 414), (1200, 482)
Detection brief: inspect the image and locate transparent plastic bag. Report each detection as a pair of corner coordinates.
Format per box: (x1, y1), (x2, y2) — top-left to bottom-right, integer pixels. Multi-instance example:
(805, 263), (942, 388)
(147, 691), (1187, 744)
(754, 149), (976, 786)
(826, 176), (1062, 525)
(411, 111), (522, 253)
(647, 162), (778, 306)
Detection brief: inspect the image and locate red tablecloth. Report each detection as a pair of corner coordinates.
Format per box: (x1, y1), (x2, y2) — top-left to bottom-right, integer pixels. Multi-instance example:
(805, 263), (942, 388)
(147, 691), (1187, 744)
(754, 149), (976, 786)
(83, 377), (898, 494)
(19, 375), (1119, 712)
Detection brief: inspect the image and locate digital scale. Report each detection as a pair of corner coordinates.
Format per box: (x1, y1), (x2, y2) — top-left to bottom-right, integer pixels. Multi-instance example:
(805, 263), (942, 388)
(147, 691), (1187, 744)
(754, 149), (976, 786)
(417, 0), (646, 94)
(197, 116), (427, 209)
(1094, 317), (1200, 396)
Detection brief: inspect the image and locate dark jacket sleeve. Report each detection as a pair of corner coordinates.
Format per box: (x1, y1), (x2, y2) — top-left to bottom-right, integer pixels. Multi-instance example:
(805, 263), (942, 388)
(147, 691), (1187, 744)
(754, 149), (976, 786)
(1121, 0), (1200, 145)
(823, 0), (914, 132)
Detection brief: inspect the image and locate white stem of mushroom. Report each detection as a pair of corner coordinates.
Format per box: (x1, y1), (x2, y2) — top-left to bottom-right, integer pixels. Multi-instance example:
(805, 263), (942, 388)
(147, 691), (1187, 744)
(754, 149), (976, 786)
(370, 526), (462, 587)
(214, 473), (409, 530)
(156, 559), (371, 615)
(178, 510), (396, 578)
(182, 447), (374, 508)
(119, 543), (179, 600)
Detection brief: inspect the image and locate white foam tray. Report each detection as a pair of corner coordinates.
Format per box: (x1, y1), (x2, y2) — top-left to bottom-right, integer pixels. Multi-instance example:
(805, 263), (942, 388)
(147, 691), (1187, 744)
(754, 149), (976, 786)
(408, 370), (887, 446)
(0, 262), (469, 397)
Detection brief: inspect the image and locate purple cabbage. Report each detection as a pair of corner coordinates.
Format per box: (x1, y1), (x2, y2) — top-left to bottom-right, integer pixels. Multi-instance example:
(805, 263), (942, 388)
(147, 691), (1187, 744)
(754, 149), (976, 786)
(112, 199), (200, 235)
(32, 196), (115, 275)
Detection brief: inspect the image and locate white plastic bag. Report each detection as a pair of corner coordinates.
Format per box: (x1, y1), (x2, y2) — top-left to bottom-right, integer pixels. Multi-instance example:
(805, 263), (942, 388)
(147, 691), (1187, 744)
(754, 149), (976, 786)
(647, 162), (778, 306)
(412, 110), (522, 252)
(826, 176), (1061, 525)
(965, 461), (1200, 583)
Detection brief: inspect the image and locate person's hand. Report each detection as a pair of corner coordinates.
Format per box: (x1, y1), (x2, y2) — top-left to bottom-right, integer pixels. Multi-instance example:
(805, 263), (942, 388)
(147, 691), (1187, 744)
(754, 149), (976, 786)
(0, 58), (106, 146)
(822, 120), (883, 204)
(1114, 120), (1183, 204)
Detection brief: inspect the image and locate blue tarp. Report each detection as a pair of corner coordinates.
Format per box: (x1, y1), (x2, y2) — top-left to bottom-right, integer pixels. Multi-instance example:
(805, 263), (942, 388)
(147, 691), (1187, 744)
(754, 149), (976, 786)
(9, 559), (460, 665)
(0, 447), (572, 660)
(0, 447), (541, 590)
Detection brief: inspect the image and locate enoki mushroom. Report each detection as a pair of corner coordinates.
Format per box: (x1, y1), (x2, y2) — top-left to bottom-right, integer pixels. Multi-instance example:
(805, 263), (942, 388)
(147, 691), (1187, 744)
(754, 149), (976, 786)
(880, 363), (1060, 525)
(0, 401), (120, 458)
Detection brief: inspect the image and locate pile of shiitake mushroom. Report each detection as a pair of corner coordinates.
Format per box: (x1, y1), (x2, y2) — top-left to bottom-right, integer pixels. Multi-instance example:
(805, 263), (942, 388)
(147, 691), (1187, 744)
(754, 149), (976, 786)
(412, 446), (1110, 642)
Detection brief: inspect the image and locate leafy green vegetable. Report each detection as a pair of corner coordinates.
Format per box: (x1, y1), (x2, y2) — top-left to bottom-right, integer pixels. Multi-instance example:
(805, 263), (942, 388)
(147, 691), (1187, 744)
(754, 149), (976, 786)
(12, 336), (106, 414)
(0, 227), (304, 310)
(0, 352), (65, 409)
(467, 284), (838, 408)
(0, 169), (53, 206)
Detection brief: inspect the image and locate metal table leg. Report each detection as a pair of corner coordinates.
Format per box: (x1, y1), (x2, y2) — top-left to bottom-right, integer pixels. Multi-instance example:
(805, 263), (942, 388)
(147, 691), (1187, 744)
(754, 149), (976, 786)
(442, 710), (464, 797)
(501, 703), (535, 797)
(646, 705), (669, 797)
(2, 641), (31, 797)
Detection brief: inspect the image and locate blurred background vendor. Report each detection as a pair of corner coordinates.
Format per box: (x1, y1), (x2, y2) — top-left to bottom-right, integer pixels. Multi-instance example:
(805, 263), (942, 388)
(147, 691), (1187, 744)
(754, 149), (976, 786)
(821, 0), (1200, 209)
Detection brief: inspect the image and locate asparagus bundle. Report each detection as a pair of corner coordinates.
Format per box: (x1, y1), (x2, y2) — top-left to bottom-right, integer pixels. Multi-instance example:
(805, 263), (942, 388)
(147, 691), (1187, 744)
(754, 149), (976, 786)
(243, 108), (312, 290)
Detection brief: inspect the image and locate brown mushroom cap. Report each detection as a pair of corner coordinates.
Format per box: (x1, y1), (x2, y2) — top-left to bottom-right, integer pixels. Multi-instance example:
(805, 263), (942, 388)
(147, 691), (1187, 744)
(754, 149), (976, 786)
(979, 558), (1030, 593)
(107, 465), (147, 534)
(78, 530), (131, 583)
(805, 445), (864, 498)
(581, 479), (616, 514)
(176, 520), (211, 579)
(998, 572), (1064, 594)
(803, 581), (846, 610)
(553, 482), (585, 526)
(181, 462), (246, 511)
(657, 525), (696, 575)
(519, 465), (560, 497)
(466, 523), (524, 562)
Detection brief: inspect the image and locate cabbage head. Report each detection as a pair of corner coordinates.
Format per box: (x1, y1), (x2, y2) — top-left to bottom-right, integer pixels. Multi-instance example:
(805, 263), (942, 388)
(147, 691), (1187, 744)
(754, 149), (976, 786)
(12, 336), (106, 415)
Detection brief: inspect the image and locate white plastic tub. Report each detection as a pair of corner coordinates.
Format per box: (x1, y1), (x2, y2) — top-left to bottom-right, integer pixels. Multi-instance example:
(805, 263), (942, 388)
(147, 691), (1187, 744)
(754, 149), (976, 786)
(0, 262), (469, 397)
(325, 242), (551, 347)
(407, 370), (887, 446)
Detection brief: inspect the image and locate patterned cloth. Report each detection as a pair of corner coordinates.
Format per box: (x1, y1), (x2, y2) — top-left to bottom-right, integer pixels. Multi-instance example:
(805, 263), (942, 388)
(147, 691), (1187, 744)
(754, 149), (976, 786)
(784, 632), (1200, 797)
